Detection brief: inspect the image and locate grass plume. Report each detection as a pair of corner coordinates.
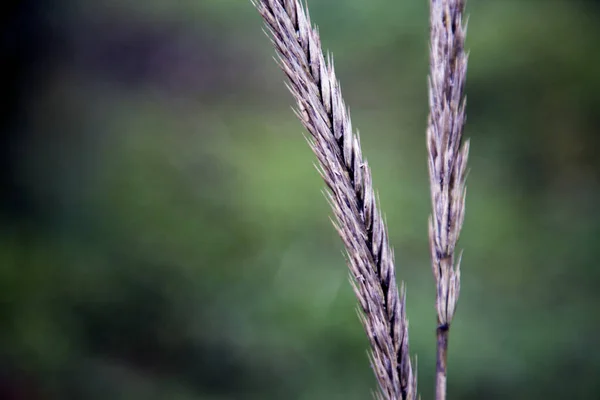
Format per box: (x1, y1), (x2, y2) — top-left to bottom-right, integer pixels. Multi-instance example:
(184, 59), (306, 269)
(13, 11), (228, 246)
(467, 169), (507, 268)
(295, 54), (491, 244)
(427, 1), (470, 399)
(251, 0), (416, 398)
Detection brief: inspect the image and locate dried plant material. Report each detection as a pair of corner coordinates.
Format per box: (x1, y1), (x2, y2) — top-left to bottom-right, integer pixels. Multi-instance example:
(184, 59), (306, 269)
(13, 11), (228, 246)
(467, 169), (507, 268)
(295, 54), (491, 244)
(251, 0), (416, 398)
(427, 1), (470, 399)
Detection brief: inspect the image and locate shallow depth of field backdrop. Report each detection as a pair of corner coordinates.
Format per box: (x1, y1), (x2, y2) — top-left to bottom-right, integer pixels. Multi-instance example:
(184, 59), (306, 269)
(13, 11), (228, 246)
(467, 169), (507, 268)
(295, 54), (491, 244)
(2, 0), (600, 399)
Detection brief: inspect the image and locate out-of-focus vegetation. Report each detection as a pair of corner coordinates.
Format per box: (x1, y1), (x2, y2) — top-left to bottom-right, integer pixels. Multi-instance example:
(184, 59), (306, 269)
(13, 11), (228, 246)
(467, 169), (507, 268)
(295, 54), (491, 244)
(2, 1), (600, 399)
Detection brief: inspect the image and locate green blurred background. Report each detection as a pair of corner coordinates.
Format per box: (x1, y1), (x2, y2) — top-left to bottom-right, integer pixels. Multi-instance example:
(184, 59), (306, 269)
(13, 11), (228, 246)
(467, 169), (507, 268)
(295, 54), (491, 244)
(2, 0), (600, 399)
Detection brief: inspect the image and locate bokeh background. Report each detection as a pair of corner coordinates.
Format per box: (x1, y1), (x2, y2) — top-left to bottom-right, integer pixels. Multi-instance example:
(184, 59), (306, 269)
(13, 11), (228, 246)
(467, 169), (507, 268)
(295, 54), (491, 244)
(2, 0), (600, 399)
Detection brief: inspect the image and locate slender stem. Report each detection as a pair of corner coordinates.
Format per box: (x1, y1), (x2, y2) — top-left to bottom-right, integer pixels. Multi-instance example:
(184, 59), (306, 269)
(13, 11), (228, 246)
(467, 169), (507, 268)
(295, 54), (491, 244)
(427, 1), (469, 399)
(435, 324), (449, 400)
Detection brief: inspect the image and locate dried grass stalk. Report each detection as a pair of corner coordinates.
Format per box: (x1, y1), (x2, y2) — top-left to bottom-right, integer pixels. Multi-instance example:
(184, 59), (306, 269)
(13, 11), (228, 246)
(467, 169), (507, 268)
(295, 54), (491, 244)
(251, 0), (416, 398)
(427, 1), (470, 400)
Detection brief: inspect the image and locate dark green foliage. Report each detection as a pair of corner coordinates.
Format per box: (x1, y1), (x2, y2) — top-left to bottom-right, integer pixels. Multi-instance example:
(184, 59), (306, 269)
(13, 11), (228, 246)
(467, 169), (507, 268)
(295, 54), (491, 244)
(1, 1), (600, 399)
